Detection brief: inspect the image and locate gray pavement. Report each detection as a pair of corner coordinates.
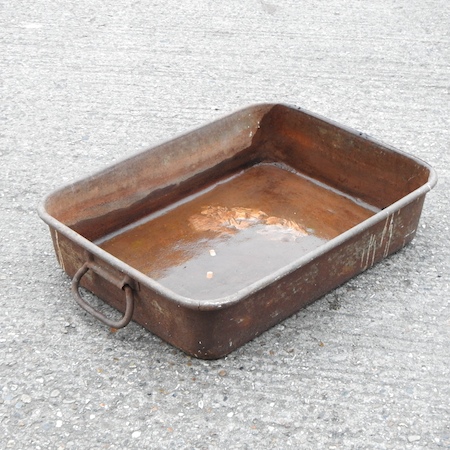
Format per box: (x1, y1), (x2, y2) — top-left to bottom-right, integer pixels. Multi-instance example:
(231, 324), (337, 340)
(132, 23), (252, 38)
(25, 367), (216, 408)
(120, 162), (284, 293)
(1, 0), (449, 448)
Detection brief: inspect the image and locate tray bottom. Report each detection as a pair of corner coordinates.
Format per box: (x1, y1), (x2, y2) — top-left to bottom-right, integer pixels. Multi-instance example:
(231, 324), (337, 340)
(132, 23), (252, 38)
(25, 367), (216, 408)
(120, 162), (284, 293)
(98, 163), (377, 299)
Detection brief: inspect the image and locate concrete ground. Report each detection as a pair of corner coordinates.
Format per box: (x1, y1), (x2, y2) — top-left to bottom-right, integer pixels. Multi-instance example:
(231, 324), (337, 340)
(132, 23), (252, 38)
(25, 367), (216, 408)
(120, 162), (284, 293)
(1, 0), (449, 448)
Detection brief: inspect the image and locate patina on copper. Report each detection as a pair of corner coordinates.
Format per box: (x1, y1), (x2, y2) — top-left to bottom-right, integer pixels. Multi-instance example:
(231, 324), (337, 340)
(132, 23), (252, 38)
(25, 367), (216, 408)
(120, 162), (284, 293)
(38, 104), (437, 359)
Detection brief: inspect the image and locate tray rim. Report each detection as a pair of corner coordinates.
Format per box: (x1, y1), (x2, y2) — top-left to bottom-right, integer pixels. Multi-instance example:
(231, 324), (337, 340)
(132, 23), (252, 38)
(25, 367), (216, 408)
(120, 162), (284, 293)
(38, 103), (437, 310)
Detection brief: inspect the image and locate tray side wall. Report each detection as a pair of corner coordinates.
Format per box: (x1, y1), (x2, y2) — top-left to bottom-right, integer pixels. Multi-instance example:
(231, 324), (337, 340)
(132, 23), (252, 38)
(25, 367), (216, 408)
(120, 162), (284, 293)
(48, 194), (426, 359)
(262, 105), (431, 209)
(43, 105), (274, 241)
(41, 103), (434, 242)
(200, 194), (426, 358)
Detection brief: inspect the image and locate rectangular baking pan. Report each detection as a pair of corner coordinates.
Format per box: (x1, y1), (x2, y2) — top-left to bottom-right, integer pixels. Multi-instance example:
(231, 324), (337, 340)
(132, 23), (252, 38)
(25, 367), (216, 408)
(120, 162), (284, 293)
(38, 104), (437, 359)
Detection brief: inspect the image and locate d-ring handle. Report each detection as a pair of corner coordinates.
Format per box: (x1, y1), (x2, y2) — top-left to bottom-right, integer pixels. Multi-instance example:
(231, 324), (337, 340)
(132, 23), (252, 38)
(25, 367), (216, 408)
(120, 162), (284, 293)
(71, 262), (135, 329)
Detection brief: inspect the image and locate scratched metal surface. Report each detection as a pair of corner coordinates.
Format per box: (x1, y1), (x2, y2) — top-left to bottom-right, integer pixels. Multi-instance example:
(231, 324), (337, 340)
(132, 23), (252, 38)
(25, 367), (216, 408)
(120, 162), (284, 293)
(1, 0), (449, 448)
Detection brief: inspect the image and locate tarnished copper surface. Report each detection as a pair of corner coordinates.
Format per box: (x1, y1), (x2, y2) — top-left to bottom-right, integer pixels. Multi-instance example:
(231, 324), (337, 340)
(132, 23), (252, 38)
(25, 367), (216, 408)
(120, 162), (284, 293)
(39, 104), (436, 358)
(98, 164), (375, 299)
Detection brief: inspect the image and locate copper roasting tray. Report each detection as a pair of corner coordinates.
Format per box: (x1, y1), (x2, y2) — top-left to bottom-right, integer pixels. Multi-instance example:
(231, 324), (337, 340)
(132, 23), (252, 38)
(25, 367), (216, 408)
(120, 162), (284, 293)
(38, 104), (436, 359)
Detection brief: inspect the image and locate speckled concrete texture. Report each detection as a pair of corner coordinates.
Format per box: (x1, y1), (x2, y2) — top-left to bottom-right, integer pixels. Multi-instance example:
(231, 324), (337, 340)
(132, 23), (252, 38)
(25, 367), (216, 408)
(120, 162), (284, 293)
(1, 1), (449, 448)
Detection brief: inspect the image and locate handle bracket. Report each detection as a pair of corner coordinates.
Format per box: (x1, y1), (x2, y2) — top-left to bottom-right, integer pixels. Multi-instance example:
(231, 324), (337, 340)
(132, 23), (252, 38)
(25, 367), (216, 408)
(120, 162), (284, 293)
(71, 262), (135, 329)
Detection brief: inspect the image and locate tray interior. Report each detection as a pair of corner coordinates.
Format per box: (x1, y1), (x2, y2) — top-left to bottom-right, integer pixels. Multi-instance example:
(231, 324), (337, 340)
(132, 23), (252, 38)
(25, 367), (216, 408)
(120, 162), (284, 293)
(97, 163), (378, 299)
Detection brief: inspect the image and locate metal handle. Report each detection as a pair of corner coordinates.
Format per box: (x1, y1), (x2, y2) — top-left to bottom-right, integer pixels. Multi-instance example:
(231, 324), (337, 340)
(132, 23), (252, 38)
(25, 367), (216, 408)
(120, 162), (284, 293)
(71, 262), (135, 329)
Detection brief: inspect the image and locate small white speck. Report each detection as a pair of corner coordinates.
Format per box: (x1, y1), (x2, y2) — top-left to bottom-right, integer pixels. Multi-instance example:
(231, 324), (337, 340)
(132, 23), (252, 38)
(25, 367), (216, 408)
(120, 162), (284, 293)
(207, 271), (213, 279)
(227, 412), (234, 418)
(56, 420), (63, 428)
(209, 249), (216, 256)
(132, 431), (141, 439)
(198, 400), (204, 409)
(21, 394), (31, 403)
